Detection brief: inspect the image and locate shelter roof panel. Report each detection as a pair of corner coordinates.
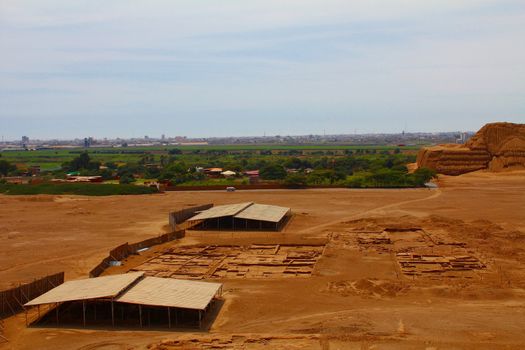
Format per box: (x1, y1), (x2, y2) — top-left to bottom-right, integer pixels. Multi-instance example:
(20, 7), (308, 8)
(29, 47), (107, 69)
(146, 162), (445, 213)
(25, 272), (144, 306)
(189, 202), (253, 221)
(116, 277), (222, 310)
(234, 203), (290, 223)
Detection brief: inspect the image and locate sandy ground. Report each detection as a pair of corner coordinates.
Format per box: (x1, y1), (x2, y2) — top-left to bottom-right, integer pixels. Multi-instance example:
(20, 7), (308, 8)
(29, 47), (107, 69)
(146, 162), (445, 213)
(1, 170), (525, 349)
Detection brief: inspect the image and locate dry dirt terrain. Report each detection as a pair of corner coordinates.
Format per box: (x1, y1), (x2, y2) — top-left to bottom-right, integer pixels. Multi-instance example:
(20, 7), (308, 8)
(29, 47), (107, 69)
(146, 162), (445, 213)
(1, 170), (525, 349)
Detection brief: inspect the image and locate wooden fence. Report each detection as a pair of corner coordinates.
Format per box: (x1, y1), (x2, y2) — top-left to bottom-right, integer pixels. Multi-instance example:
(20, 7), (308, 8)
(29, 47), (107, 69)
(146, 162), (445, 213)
(89, 230), (185, 277)
(0, 319), (8, 344)
(168, 204), (213, 230)
(90, 205), (215, 277)
(0, 319), (6, 343)
(166, 184), (286, 191)
(0, 272), (64, 320)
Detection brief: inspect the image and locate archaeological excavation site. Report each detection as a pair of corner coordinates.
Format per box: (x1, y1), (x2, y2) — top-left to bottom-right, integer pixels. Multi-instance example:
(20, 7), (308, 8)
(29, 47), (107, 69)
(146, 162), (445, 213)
(1, 124), (525, 350)
(3, 0), (525, 347)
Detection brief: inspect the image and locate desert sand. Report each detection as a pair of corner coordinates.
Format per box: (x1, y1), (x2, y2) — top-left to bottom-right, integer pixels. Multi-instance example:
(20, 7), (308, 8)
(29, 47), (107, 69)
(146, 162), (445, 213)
(1, 170), (525, 349)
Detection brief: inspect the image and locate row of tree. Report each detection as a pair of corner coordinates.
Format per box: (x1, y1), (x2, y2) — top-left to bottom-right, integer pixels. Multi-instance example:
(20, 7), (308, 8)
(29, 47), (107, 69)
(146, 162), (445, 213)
(284, 167), (436, 188)
(4, 151), (435, 188)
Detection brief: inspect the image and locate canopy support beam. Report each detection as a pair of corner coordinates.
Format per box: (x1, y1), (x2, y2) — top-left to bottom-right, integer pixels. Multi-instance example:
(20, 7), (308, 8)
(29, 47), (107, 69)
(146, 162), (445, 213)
(111, 300), (115, 327)
(139, 305), (142, 328)
(82, 300), (86, 327)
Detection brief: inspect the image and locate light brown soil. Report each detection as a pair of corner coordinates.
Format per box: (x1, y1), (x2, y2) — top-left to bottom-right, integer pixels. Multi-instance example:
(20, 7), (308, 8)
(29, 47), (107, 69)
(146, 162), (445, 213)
(1, 170), (525, 349)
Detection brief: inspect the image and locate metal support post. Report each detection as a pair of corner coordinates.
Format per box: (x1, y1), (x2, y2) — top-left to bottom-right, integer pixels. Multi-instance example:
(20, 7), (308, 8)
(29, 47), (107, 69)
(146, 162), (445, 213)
(82, 300), (86, 327)
(139, 305), (142, 328)
(111, 300), (115, 327)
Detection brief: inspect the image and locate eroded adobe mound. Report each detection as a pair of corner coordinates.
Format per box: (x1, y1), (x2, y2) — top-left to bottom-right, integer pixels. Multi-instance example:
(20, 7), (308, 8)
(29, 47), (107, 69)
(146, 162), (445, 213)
(417, 122), (525, 175)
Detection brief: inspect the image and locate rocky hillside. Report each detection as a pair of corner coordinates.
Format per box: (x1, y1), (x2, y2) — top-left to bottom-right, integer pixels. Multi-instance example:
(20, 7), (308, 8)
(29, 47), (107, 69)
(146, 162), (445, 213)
(417, 122), (525, 175)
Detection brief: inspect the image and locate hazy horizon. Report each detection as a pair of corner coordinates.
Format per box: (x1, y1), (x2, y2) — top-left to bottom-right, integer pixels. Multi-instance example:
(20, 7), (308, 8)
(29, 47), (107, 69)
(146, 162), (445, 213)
(0, 128), (478, 143)
(1, 1), (524, 139)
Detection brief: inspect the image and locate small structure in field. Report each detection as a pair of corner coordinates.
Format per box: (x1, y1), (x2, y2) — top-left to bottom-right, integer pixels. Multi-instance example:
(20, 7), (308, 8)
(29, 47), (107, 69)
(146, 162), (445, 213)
(204, 168), (223, 177)
(220, 170), (236, 177)
(187, 202), (291, 231)
(244, 170), (260, 184)
(65, 175), (103, 183)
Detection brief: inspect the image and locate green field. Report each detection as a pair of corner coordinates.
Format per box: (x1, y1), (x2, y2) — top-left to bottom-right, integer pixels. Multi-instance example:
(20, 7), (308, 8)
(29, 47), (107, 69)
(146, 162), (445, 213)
(0, 183), (158, 196)
(1, 149), (144, 167)
(172, 144), (421, 151)
(1, 144), (421, 169)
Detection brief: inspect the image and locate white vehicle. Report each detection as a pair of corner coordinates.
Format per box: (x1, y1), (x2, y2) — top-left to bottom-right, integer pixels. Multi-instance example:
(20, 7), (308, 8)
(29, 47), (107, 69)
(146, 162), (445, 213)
(226, 186), (236, 192)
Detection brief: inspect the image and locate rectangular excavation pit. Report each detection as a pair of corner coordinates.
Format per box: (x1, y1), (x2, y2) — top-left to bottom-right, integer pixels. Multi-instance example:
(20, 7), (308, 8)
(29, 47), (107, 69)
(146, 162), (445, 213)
(132, 244), (325, 279)
(335, 228), (486, 279)
(343, 229), (468, 253)
(396, 252), (486, 278)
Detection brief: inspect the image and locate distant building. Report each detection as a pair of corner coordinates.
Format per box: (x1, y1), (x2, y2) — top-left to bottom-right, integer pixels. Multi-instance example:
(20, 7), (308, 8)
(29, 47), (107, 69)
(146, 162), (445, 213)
(64, 175), (103, 183)
(456, 132), (469, 144)
(83, 137), (93, 148)
(21, 136), (29, 147)
(28, 165), (41, 176)
(4, 177), (31, 184)
(244, 170), (260, 184)
(221, 170), (236, 177)
(204, 168), (223, 177)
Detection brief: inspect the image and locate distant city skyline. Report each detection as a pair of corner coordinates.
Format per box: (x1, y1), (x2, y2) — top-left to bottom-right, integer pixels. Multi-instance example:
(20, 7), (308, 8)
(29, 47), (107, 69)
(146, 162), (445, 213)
(1, 1), (524, 139)
(0, 119), (511, 142)
(0, 129), (475, 144)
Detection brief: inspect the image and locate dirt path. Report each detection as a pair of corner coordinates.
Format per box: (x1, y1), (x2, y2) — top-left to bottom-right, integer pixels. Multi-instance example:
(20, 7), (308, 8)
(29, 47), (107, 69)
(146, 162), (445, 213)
(299, 189), (442, 233)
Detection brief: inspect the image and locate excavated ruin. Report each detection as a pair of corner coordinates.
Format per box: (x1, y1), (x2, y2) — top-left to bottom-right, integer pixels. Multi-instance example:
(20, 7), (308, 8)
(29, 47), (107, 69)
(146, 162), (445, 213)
(417, 122), (525, 175)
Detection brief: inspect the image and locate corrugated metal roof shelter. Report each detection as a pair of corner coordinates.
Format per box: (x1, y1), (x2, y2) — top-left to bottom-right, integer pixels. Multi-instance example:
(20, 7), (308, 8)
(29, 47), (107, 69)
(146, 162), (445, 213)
(25, 272), (144, 306)
(190, 202), (253, 221)
(234, 203), (290, 223)
(187, 202), (291, 231)
(24, 273), (223, 330)
(117, 277), (222, 310)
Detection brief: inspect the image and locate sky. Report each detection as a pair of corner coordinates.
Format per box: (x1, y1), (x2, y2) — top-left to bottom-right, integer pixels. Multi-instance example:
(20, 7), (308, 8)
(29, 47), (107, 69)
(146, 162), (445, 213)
(1, 0), (524, 140)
